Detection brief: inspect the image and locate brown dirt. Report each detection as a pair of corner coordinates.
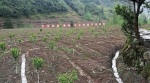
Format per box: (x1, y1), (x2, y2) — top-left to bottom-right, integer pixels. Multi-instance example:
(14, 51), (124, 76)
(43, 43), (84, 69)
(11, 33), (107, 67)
(0, 26), (148, 83)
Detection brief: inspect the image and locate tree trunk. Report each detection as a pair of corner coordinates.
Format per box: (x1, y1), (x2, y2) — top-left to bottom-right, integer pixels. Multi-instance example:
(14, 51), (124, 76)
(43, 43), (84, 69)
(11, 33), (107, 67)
(134, 15), (140, 42)
(15, 60), (18, 75)
(37, 70), (40, 83)
(133, 2), (140, 43)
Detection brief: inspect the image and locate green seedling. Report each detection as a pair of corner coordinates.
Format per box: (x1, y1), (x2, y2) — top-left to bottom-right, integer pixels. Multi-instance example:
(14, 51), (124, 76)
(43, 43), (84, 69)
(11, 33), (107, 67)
(57, 28), (63, 36)
(58, 69), (78, 83)
(93, 32), (99, 38)
(9, 34), (15, 40)
(1, 36), (5, 41)
(29, 33), (37, 51)
(0, 42), (7, 57)
(29, 35), (34, 42)
(77, 34), (81, 40)
(49, 41), (56, 62)
(9, 34), (15, 44)
(55, 36), (60, 48)
(32, 33), (37, 39)
(55, 36), (60, 42)
(18, 38), (22, 44)
(40, 28), (43, 37)
(32, 57), (44, 83)
(40, 28), (42, 33)
(49, 41), (55, 50)
(79, 30), (84, 35)
(43, 36), (47, 48)
(10, 48), (20, 74)
(72, 39), (76, 55)
(67, 30), (74, 37)
(91, 28), (95, 34)
(102, 28), (107, 38)
(60, 47), (73, 53)
(0, 42), (6, 51)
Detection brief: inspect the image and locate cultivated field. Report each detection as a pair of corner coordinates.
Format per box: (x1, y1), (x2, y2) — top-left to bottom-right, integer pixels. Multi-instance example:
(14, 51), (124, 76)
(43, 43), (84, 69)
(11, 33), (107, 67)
(0, 26), (147, 83)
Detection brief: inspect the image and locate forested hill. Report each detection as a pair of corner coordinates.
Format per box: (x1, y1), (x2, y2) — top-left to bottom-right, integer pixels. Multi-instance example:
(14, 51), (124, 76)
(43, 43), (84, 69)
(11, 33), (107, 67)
(0, 0), (123, 18)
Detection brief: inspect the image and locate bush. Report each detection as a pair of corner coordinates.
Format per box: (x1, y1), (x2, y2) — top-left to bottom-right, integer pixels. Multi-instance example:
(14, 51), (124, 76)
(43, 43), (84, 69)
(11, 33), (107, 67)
(3, 19), (14, 29)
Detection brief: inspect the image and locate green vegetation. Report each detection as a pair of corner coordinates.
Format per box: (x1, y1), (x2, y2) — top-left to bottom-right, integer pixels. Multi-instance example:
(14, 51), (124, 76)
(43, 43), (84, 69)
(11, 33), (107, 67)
(43, 36), (47, 48)
(29, 33), (37, 51)
(49, 41), (56, 62)
(64, 0), (85, 16)
(115, 0), (150, 80)
(18, 38), (22, 44)
(58, 70), (78, 83)
(0, 42), (6, 51)
(10, 48), (20, 74)
(32, 57), (44, 83)
(3, 19), (14, 29)
(72, 39), (76, 55)
(0, 0), (125, 23)
(0, 0), (68, 18)
(32, 57), (44, 70)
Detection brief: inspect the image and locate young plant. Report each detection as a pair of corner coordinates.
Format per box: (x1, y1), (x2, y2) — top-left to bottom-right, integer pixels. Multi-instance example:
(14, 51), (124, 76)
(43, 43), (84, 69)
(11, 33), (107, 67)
(49, 41), (56, 62)
(9, 34), (15, 44)
(77, 34), (81, 40)
(29, 33), (37, 51)
(1, 36), (5, 41)
(54, 35), (60, 48)
(58, 69), (78, 83)
(93, 32), (99, 38)
(91, 28), (95, 34)
(9, 34), (15, 40)
(40, 28), (42, 33)
(0, 42), (6, 51)
(0, 42), (6, 57)
(67, 30), (74, 37)
(102, 27), (107, 38)
(72, 39), (76, 55)
(10, 48), (20, 74)
(46, 31), (50, 37)
(39, 28), (43, 36)
(55, 36), (60, 42)
(32, 57), (44, 83)
(18, 38), (22, 44)
(32, 33), (37, 40)
(79, 30), (84, 35)
(43, 36), (47, 48)
(57, 28), (63, 36)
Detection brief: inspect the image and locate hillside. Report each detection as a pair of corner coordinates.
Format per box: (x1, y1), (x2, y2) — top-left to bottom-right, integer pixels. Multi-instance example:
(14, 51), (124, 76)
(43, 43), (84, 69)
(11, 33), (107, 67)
(0, 0), (122, 18)
(0, 0), (125, 29)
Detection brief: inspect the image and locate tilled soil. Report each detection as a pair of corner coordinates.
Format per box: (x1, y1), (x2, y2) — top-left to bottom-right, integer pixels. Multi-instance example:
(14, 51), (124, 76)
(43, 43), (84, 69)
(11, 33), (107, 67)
(0, 27), (148, 83)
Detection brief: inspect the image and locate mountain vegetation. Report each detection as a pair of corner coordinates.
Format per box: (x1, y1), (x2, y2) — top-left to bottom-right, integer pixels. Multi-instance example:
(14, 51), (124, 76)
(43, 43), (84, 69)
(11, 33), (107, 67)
(0, 0), (122, 19)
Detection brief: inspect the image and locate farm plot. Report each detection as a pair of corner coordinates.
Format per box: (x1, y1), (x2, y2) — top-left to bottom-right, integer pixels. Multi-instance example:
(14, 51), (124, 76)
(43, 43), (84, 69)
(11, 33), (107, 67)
(0, 26), (145, 83)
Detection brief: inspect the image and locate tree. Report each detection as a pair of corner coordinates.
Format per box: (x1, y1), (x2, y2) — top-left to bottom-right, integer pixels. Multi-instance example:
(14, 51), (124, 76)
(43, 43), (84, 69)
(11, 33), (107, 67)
(85, 11), (92, 20)
(115, 1), (150, 79)
(115, 0), (150, 43)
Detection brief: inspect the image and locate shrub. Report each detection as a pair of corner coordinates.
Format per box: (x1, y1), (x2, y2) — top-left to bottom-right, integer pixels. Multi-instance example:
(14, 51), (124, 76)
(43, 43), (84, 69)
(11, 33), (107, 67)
(58, 70), (78, 83)
(0, 42), (6, 51)
(3, 19), (14, 29)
